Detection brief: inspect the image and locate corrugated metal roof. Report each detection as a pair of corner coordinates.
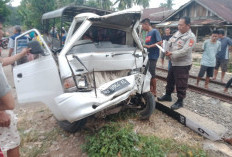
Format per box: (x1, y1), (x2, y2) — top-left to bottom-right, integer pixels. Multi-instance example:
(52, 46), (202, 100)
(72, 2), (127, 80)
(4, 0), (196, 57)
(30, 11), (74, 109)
(156, 21), (179, 27)
(196, 0), (232, 23)
(141, 7), (174, 23)
(191, 19), (223, 25)
(163, 0), (232, 24)
(156, 18), (223, 27)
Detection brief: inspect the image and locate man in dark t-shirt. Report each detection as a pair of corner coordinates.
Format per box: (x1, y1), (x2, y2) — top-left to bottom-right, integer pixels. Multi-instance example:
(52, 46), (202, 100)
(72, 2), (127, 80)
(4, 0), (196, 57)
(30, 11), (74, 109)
(141, 18), (162, 96)
(212, 29), (232, 82)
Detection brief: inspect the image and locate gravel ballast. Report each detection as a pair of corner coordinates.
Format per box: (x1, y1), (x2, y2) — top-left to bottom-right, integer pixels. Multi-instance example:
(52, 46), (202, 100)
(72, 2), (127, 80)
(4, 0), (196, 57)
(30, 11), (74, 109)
(156, 59), (232, 138)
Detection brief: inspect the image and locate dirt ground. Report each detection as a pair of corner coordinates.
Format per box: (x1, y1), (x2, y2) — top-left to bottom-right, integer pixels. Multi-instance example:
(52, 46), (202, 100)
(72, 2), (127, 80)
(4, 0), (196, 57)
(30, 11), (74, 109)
(0, 49), (217, 156)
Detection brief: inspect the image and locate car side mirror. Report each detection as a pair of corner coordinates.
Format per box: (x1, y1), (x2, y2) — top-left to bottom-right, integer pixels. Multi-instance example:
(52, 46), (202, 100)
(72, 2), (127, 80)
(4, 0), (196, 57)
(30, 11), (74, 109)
(27, 40), (45, 56)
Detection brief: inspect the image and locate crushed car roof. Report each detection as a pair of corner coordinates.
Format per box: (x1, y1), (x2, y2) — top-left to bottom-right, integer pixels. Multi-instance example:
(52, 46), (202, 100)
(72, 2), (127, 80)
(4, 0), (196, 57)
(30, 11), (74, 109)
(42, 5), (112, 22)
(77, 8), (142, 28)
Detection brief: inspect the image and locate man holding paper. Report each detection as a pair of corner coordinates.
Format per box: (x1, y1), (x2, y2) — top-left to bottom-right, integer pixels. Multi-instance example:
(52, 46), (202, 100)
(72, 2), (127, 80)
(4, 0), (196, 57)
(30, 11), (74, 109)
(141, 18), (162, 97)
(158, 17), (196, 110)
(160, 28), (172, 68)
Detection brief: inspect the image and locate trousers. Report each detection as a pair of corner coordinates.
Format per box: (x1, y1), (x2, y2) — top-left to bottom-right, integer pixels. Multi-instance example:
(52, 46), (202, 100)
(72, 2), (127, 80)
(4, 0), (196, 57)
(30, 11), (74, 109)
(166, 65), (191, 100)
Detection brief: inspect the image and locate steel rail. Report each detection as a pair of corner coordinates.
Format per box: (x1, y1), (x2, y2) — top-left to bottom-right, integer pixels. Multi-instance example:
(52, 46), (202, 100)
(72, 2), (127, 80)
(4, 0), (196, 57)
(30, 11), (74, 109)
(156, 74), (232, 103)
(156, 67), (230, 88)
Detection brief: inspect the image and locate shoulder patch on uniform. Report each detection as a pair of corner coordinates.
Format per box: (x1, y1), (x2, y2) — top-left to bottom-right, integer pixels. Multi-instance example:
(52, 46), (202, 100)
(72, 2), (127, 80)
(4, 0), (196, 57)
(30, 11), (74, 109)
(189, 39), (194, 47)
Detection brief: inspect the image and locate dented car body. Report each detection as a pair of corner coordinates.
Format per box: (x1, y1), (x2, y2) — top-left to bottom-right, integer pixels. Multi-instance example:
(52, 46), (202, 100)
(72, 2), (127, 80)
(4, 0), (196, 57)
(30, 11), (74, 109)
(13, 8), (155, 132)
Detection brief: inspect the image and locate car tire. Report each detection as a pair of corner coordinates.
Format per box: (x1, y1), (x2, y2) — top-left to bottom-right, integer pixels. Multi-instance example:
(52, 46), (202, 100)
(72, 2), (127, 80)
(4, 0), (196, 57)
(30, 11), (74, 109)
(139, 92), (156, 120)
(57, 118), (87, 133)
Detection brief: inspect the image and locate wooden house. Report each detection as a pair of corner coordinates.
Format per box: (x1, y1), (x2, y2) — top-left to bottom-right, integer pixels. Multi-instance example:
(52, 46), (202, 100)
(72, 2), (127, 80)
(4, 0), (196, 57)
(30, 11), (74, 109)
(142, 7), (174, 24)
(157, 0), (232, 40)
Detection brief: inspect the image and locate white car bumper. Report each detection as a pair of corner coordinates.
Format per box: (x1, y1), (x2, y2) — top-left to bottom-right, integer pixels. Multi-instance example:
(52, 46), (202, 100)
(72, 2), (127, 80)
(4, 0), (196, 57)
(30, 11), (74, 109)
(54, 75), (139, 122)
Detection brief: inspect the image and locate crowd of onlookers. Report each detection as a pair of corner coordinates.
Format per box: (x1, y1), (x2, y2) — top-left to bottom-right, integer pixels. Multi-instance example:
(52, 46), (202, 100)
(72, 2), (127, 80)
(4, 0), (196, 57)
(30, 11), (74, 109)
(141, 17), (232, 111)
(143, 20), (232, 94)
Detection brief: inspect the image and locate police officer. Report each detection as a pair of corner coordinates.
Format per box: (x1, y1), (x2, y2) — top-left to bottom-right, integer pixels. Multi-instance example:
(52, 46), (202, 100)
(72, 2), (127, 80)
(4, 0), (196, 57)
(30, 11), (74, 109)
(158, 17), (196, 110)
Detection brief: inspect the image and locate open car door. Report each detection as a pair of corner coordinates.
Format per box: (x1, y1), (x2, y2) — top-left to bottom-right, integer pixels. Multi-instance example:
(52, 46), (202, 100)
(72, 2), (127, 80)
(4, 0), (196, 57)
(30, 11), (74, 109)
(13, 29), (63, 104)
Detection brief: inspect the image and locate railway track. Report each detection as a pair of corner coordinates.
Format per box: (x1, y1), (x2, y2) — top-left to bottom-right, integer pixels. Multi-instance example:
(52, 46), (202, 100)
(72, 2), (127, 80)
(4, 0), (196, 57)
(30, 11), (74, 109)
(156, 67), (231, 88)
(156, 66), (232, 146)
(155, 69), (232, 103)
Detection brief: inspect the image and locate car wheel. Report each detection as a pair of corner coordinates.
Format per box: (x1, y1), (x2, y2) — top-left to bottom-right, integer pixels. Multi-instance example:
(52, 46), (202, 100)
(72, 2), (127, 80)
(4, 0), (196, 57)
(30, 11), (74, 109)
(138, 92), (156, 120)
(57, 118), (87, 133)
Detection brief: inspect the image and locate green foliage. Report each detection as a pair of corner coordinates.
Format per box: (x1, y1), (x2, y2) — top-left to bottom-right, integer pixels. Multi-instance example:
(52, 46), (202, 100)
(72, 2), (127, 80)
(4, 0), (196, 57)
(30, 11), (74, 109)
(15, 0), (150, 29)
(114, 0), (149, 10)
(160, 0), (174, 9)
(17, 0), (113, 30)
(101, 0), (113, 10)
(0, 0), (10, 22)
(86, 0), (100, 8)
(83, 123), (141, 157)
(114, 0), (133, 10)
(75, 0), (85, 5)
(83, 0), (112, 10)
(5, 6), (23, 26)
(18, 0), (55, 30)
(83, 123), (207, 157)
(228, 63), (232, 73)
(105, 108), (137, 122)
(135, 0), (149, 8)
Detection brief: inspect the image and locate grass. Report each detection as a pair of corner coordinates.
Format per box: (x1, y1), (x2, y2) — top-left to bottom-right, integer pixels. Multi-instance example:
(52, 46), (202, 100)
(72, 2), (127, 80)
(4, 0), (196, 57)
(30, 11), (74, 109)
(17, 101), (207, 157)
(193, 62), (201, 67)
(82, 123), (207, 157)
(228, 63), (232, 73)
(18, 126), (63, 157)
(105, 108), (138, 122)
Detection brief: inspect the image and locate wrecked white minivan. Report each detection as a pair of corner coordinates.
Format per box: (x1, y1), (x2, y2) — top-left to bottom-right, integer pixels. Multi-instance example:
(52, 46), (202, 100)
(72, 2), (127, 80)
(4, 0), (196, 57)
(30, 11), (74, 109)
(13, 9), (155, 132)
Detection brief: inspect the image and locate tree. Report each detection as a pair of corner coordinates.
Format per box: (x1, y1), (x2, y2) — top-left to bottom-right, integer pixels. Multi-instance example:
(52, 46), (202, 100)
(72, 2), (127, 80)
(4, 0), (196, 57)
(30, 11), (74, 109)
(55, 0), (112, 11)
(74, 0), (85, 5)
(160, 0), (174, 9)
(85, 0), (112, 10)
(0, 0), (11, 22)
(101, 0), (112, 10)
(5, 6), (23, 26)
(135, 0), (149, 8)
(86, 0), (99, 8)
(114, 0), (149, 10)
(18, 0), (55, 30)
(114, 0), (133, 10)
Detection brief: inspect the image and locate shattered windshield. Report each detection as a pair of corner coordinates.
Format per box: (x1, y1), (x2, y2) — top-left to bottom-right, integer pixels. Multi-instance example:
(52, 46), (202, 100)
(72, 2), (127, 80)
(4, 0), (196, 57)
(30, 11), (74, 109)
(67, 25), (128, 54)
(82, 26), (126, 45)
